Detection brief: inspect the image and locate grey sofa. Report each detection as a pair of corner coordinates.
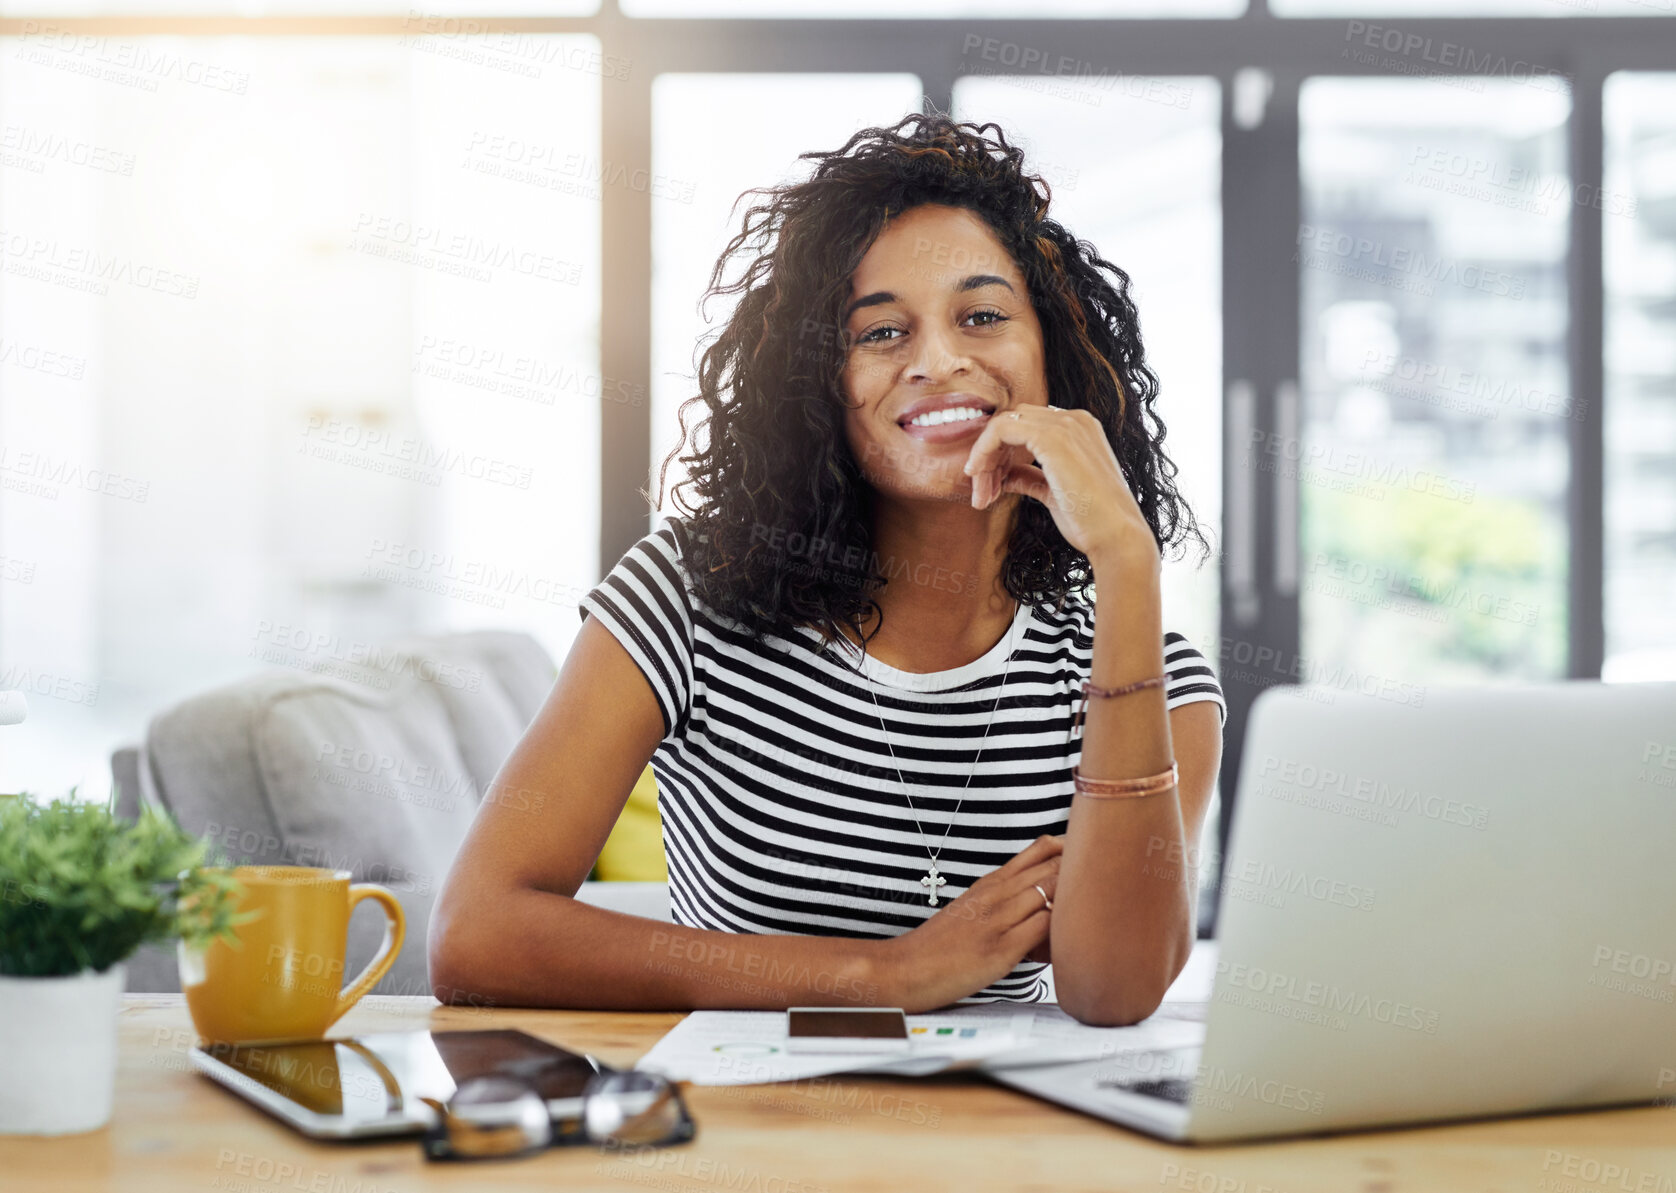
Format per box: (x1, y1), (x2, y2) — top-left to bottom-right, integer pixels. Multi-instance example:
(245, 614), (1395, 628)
(113, 629), (670, 997)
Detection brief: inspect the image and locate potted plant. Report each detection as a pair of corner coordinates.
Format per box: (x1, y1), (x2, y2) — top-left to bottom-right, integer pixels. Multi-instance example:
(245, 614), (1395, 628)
(0, 791), (247, 1135)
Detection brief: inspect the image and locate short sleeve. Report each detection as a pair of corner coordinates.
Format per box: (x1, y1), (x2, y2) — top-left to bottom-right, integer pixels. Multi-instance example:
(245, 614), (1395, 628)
(1163, 631), (1226, 727)
(579, 519), (695, 739)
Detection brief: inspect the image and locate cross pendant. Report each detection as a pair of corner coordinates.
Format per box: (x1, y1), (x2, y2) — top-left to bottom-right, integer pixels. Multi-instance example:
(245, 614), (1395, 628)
(920, 865), (947, 906)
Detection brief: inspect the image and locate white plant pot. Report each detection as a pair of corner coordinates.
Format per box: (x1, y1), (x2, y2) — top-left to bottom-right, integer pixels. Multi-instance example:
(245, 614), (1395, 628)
(0, 962), (127, 1135)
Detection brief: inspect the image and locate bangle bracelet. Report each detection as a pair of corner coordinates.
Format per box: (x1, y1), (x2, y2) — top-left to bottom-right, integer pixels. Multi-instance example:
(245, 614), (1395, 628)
(1073, 762), (1179, 799)
(1071, 675), (1167, 738)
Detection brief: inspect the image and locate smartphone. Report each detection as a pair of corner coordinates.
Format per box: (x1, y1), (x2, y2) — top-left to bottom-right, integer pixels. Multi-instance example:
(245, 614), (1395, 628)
(784, 1007), (911, 1054)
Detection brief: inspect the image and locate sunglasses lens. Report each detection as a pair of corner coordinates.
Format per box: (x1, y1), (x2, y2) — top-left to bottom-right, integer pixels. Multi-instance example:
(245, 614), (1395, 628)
(583, 1071), (688, 1147)
(428, 1076), (553, 1159)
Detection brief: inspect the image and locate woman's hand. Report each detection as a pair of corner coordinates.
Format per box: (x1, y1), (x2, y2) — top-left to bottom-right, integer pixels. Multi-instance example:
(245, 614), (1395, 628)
(963, 404), (1155, 567)
(877, 835), (1063, 1012)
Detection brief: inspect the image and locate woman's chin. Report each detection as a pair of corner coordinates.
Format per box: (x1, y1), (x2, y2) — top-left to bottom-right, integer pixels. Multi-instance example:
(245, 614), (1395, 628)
(872, 478), (991, 508)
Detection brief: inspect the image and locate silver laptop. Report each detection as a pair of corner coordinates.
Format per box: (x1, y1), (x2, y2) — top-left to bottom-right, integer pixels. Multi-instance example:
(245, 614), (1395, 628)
(992, 680), (1676, 1143)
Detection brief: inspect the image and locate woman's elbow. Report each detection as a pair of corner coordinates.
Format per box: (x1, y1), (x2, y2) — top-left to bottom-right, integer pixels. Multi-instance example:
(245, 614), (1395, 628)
(426, 880), (594, 1007)
(425, 916), (463, 1005)
(426, 891), (497, 1006)
(1059, 987), (1164, 1028)
(1055, 960), (1173, 1027)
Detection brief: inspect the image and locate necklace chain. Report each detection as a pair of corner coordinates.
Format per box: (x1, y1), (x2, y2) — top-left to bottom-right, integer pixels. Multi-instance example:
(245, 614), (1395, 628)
(851, 610), (1021, 906)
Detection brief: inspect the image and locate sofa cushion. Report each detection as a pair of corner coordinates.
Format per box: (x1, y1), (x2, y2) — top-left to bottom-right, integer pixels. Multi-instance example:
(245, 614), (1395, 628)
(374, 635), (528, 797)
(251, 676), (481, 998)
(144, 672), (314, 866)
(451, 630), (557, 724)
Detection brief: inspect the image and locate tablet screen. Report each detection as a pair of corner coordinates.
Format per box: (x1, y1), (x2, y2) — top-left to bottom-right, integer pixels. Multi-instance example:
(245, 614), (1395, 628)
(198, 1029), (602, 1126)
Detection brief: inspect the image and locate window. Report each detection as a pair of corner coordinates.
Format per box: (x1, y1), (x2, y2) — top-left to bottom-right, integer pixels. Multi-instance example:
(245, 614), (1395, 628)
(0, 35), (602, 795)
(1296, 78), (1571, 683)
(626, 0), (1242, 17)
(1603, 72), (1676, 681)
(1275, 0), (1672, 16)
(2, 0), (597, 14)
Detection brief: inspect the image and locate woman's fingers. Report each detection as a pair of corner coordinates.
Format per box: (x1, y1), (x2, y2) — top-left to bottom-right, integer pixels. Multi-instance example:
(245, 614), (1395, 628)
(1006, 907), (1053, 956)
(900, 839), (1065, 1005)
(992, 853), (1060, 967)
(1015, 855), (1061, 899)
(1001, 859), (1061, 926)
(917, 837), (1063, 980)
(963, 404), (1059, 480)
(938, 848), (1058, 935)
(972, 447), (1041, 510)
(964, 406), (1064, 511)
(993, 462), (1053, 510)
(980, 837), (1064, 917)
(962, 404), (1153, 561)
(996, 834), (1064, 877)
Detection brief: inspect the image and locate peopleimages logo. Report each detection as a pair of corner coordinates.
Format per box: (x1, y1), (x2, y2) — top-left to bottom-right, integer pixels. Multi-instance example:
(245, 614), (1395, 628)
(749, 522), (981, 596)
(1539, 1151), (1676, 1193)
(250, 621), (483, 690)
(1215, 960), (1441, 1034)
(16, 22), (252, 94)
(1215, 636), (1428, 710)
(1258, 754), (1490, 831)
(299, 414), (533, 490)
(1248, 426), (1478, 504)
(1183, 1065), (1325, 1116)
(1641, 741), (1676, 790)
(1224, 858), (1375, 912)
(1306, 553), (1539, 628)
(1588, 945), (1676, 1004)
(1295, 224), (1526, 300)
(1340, 20), (1569, 94)
(1159, 1164), (1299, 1193)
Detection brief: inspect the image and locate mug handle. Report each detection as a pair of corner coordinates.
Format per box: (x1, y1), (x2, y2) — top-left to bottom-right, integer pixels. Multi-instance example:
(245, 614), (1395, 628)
(331, 884), (407, 1027)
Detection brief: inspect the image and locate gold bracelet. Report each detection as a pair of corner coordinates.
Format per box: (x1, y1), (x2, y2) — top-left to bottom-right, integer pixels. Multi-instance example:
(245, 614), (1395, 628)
(1072, 762), (1179, 800)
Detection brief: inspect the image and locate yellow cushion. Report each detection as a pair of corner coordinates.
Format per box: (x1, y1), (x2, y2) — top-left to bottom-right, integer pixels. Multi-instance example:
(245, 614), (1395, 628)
(592, 764), (667, 882)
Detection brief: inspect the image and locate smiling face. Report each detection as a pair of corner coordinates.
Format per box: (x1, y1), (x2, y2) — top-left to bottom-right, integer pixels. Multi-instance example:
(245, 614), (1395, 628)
(839, 203), (1049, 506)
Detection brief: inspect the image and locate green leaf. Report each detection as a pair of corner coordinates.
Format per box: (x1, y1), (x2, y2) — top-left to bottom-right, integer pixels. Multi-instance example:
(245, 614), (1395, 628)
(0, 790), (251, 978)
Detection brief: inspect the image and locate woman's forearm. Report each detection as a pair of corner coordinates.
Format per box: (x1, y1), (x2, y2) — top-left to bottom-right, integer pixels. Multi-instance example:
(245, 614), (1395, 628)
(429, 885), (895, 1011)
(1050, 545), (1196, 1025)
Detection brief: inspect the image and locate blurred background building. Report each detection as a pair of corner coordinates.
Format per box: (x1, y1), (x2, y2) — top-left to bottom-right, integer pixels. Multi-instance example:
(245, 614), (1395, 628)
(1, 0), (1671, 924)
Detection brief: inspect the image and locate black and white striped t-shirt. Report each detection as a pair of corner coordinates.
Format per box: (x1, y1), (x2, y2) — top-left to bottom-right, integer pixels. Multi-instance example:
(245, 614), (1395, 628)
(580, 518), (1226, 1003)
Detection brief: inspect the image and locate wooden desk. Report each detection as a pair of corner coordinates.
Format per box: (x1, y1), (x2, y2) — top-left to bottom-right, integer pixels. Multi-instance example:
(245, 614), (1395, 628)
(3, 995), (1672, 1193)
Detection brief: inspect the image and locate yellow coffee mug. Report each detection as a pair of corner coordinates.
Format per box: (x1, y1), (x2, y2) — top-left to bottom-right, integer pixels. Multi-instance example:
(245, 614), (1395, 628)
(180, 866), (406, 1044)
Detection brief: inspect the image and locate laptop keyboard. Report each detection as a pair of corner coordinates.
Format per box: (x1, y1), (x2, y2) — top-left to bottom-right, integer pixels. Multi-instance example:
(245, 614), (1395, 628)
(1096, 1046), (1200, 1106)
(1112, 1077), (1192, 1104)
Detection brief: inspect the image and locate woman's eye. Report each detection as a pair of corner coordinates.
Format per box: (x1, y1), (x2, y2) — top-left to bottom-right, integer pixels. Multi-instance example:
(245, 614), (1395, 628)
(856, 310), (1007, 345)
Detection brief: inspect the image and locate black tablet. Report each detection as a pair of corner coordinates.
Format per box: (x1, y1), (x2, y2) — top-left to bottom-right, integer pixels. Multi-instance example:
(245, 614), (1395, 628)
(190, 1029), (607, 1139)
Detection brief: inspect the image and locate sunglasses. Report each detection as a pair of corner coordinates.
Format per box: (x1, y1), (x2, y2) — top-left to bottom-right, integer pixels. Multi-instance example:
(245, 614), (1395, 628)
(420, 1069), (696, 1161)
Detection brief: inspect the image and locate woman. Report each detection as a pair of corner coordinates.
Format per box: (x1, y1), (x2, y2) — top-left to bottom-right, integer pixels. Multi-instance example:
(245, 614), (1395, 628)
(429, 113), (1224, 1026)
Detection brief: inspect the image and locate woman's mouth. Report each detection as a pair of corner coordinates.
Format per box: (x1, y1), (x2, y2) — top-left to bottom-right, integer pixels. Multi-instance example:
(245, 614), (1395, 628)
(897, 401), (996, 444)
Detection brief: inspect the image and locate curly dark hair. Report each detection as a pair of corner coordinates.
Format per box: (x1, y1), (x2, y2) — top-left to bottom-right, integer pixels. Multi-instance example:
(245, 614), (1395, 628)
(658, 110), (1208, 646)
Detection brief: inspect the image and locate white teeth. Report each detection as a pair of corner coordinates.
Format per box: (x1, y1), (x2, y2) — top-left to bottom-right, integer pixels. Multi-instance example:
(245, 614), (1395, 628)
(907, 406), (987, 428)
